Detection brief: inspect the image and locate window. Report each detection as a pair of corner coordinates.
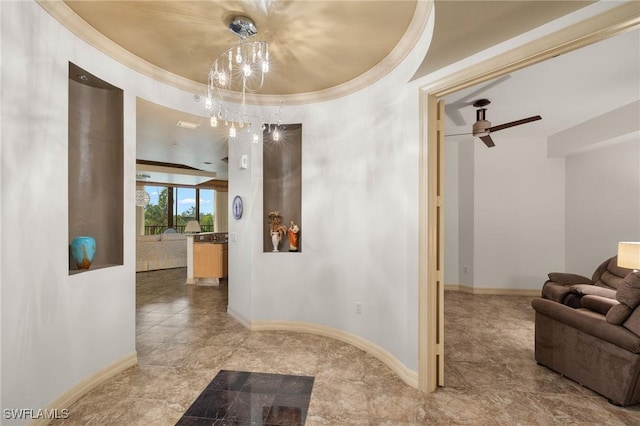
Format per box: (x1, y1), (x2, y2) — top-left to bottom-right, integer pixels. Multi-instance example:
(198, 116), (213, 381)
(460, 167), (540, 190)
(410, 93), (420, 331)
(174, 187), (196, 233)
(199, 189), (215, 232)
(143, 185), (169, 234)
(143, 185), (215, 234)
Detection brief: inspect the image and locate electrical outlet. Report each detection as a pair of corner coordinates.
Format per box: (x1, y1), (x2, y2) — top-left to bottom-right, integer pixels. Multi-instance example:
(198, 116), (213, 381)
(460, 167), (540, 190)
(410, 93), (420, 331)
(356, 302), (362, 315)
(230, 232), (237, 242)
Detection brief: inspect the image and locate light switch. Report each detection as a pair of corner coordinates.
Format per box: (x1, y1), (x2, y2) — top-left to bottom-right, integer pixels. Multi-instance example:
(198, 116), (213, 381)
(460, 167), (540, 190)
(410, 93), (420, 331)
(240, 154), (248, 169)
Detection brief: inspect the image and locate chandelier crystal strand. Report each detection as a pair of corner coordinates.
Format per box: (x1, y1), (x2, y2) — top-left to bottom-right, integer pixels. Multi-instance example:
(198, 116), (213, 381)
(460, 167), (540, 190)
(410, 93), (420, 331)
(205, 16), (275, 139)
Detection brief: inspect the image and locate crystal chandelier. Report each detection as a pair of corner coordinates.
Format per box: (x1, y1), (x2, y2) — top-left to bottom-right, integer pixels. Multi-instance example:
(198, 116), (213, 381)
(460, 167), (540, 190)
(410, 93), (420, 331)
(205, 15), (278, 141)
(135, 189), (150, 207)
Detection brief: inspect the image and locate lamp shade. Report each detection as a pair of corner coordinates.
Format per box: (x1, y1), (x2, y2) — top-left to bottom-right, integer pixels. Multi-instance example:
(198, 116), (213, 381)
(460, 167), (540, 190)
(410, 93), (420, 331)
(618, 242), (640, 270)
(184, 220), (201, 233)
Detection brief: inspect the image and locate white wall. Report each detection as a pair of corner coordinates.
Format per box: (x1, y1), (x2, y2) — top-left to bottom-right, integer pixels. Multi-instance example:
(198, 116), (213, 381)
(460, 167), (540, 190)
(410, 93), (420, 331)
(227, 134), (257, 324)
(225, 12), (435, 372)
(549, 101), (640, 276)
(473, 137), (565, 289)
(457, 139), (476, 286)
(1, 3), (134, 420)
(446, 135), (640, 290)
(0, 2), (211, 422)
(565, 138), (640, 275)
(445, 136), (566, 290)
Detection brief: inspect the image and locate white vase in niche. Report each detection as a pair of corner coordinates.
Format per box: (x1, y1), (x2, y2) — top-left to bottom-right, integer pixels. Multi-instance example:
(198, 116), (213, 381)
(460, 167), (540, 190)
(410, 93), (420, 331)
(267, 211), (287, 252)
(271, 231), (281, 252)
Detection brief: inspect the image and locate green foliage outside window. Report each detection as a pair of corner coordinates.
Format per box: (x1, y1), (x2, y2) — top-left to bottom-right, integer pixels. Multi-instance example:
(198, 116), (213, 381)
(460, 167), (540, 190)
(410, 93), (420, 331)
(200, 213), (214, 232)
(144, 187), (168, 230)
(143, 186), (215, 234)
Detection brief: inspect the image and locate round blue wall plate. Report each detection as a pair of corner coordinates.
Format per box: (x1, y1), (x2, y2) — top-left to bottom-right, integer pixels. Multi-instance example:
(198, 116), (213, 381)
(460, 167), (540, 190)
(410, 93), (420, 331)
(232, 195), (243, 219)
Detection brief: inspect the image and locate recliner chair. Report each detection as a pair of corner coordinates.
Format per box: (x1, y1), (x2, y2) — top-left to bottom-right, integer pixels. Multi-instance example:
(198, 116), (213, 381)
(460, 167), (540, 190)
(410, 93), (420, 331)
(542, 256), (632, 308)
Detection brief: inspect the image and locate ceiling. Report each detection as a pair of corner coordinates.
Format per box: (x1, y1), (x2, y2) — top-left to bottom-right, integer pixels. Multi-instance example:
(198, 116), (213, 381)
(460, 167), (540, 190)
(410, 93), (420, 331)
(414, 0), (595, 79)
(136, 98), (231, 182)
(50, 1), (637, 183)
(64, 0), (418, 95)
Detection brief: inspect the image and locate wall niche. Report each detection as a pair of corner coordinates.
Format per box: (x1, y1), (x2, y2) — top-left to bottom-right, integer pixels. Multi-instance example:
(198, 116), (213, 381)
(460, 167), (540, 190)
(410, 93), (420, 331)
(263, 124), (302, 253)
(68, 63), (124, 272)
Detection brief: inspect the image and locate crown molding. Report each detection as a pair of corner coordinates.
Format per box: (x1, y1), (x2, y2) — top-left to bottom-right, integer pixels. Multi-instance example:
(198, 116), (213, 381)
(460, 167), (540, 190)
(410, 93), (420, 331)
(37, 0), (432, 106)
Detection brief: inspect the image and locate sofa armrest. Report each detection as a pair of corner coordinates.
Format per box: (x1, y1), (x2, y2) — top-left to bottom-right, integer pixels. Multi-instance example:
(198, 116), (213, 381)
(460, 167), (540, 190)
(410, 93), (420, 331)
(580, 295), (618, 316)
(532, 298), (640, 353)
(547, 272), (593, 285)
(541, 282), (573, 304)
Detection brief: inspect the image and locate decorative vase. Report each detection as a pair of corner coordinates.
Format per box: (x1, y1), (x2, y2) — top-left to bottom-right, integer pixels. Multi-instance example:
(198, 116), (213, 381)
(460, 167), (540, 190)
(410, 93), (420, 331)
(271, 231), (280, 252)
(71, 236), (96, 270)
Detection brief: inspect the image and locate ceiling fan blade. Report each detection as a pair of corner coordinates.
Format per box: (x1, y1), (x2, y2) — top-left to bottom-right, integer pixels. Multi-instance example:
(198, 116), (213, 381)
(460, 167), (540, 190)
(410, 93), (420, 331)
(445, 132), (473, 137)
(479, 135), (495, 148)
(488, 115), (542, 133)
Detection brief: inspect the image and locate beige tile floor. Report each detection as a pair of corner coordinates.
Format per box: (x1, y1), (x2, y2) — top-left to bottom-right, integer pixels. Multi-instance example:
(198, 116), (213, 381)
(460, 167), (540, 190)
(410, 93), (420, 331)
(51, 268), (640, 425)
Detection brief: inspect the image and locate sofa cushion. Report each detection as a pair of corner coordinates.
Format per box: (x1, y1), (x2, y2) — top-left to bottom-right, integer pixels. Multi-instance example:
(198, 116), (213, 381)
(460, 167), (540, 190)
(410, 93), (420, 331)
(569, 284), (616, 300)
(593, 256), (632, 290)
(623, 308), (640, 337)
(616, 272), (640, 308)
(607, 303), (634, 325)
(581, 295), (618, 316)
(605, 272), (640, 325)
(598, 271), (628, 290)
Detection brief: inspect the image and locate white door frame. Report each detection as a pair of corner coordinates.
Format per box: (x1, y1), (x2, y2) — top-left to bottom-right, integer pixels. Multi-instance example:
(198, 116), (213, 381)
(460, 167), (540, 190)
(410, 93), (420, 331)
(417, 2), (640, 392)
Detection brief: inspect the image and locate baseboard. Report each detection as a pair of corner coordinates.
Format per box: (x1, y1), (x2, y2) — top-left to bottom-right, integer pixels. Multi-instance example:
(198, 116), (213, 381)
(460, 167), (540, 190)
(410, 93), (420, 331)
(226, 307), (419, 389)
(445, 284), (539, 296)
(29, 352), (138, 426)
(227, 306), (252, 329)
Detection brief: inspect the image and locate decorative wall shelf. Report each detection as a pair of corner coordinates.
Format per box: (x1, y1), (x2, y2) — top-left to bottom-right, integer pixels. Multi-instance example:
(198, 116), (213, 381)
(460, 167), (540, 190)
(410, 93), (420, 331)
(68, 63), (124, 273)
(263, 124), (302, 253)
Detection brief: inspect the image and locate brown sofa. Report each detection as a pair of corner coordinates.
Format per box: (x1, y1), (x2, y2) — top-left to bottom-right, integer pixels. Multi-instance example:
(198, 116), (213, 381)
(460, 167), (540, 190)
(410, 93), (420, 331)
(542, 256), (631, 308)
(533, 270), (640, 406)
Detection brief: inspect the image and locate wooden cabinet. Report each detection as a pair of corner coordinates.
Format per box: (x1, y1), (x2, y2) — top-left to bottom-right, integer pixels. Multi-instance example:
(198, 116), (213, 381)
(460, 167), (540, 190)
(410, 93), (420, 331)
(193, 243), (228, 278)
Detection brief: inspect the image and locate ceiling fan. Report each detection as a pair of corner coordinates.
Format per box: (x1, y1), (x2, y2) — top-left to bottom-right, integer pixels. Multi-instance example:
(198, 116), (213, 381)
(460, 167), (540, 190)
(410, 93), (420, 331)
(447, 99), (542, 147)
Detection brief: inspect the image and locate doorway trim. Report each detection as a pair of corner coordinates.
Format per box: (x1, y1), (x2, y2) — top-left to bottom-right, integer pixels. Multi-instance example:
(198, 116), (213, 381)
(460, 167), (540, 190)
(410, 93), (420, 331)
(417, 2), (640, 392)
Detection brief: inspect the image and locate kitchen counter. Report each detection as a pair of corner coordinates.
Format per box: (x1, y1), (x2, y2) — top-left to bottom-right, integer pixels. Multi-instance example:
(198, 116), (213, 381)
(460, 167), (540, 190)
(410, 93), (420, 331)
(186, 232), (228, 286)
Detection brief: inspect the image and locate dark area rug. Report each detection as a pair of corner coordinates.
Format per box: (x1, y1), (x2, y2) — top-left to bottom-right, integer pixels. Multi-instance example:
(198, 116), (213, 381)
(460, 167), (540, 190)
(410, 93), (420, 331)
(176, 370), (315, 426)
